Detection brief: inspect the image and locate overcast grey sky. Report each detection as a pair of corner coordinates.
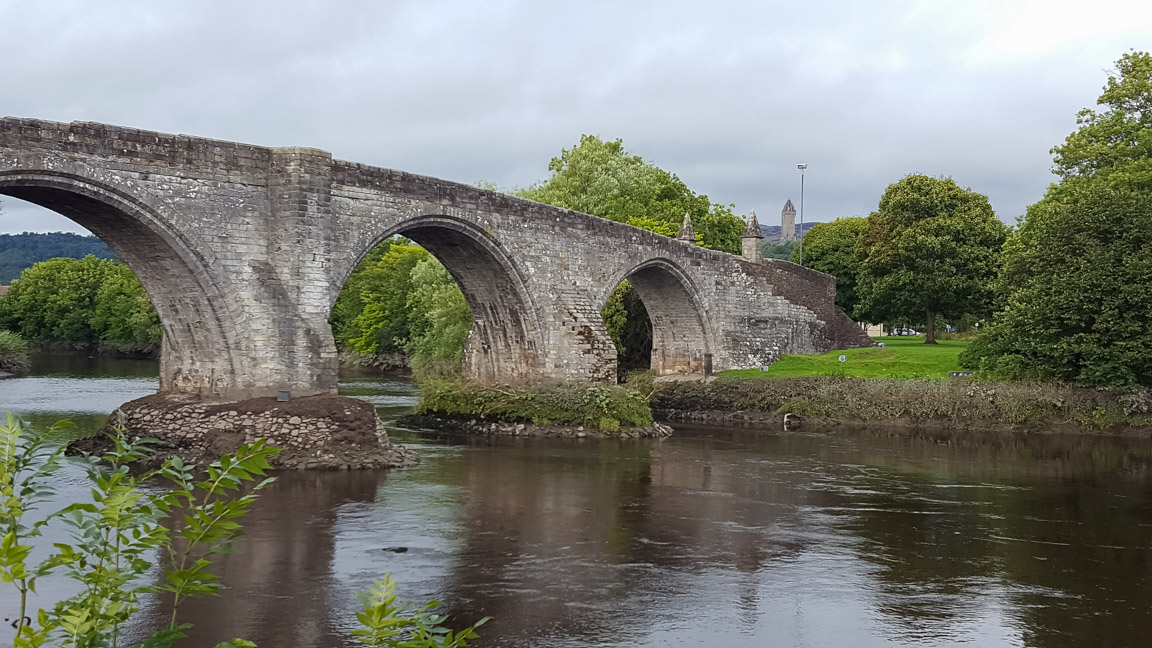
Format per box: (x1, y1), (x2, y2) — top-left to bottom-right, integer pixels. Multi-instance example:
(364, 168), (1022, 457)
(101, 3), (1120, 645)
(1, 0), (1150, 234)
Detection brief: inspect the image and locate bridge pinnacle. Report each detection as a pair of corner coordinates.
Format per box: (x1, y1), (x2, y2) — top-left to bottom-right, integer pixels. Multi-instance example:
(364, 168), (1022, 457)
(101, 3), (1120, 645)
(742, 209), (764, 261)
(677, 212), (696, 243)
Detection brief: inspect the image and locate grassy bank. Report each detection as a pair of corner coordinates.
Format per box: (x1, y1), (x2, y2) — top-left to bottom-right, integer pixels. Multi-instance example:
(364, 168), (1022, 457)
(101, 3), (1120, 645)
(415, 379), (653, 431)
(721, 336), (967, 380)
(653, 376), (1152, 432)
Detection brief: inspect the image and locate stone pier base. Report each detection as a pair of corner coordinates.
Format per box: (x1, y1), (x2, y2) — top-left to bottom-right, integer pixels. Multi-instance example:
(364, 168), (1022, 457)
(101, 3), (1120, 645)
(80, 393), (419, 470)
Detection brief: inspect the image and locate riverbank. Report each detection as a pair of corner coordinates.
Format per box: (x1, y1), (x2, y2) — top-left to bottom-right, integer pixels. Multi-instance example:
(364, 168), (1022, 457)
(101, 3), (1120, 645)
(652, 376), (1152, 434)
(407, 379), (663, 435)
(69, 393), (420, 470)
(338, 349), (410, 372)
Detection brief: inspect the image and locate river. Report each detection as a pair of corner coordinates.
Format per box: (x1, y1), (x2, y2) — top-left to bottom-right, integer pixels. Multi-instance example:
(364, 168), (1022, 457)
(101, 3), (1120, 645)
(2, 353), (1152, 647)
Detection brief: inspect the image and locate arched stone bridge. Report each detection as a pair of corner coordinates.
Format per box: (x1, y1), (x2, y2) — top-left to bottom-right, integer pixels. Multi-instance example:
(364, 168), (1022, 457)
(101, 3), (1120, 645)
(0, 118), (870, 401)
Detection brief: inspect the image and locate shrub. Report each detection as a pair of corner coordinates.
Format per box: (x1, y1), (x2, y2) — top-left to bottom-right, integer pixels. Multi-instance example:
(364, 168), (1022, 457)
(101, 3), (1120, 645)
(417, 379), (654, 430)
(0, 330), (30, 374)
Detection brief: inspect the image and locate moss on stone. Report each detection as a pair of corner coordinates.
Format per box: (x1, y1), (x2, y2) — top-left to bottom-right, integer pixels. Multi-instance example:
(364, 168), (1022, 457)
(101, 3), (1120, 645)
(416, 380), (654, 431)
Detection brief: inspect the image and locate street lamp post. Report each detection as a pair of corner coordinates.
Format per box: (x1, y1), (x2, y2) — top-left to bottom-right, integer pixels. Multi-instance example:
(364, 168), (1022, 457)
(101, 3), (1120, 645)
(797, 163), (807, 266)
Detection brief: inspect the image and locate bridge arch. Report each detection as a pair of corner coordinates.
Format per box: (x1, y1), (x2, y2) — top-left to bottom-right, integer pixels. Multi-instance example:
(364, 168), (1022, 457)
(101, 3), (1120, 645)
(0, 170), (244, 397)
(340, 215), (545, 385)
(605, 257), (716, 376)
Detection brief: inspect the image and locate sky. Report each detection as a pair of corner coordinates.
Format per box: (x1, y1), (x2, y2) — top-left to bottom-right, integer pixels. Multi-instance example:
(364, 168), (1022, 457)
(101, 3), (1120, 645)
(1, 0), (1150, 234)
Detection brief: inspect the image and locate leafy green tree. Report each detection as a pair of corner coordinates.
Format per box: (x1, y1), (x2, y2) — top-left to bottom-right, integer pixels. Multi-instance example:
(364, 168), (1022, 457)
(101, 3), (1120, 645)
(331, 239), (404, 349)
(517, 135), (745, 253)
(789, 217), (868, 315)
(0, 256), (160, 352)
(0, 256), (110, 345)
(404, 257), (472, 377)
(348, 244), (432, 355)
(961, 52), (1152, 387)
(91, 265), (162, 352)
(856, 176), (1008, 344)
(1050, 50), (1152, 189)
(600, 280), (652, 373)
(761, 240), (798, 260)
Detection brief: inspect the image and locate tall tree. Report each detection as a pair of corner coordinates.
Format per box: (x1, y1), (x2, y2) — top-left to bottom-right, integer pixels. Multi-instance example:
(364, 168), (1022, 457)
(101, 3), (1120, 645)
(856, 175), (1008, 344)
(1050, 50), (1152, 188)
(961, 51), (1152, 387)
(789, 217), (867, 315)
(517, 135), (745, 253)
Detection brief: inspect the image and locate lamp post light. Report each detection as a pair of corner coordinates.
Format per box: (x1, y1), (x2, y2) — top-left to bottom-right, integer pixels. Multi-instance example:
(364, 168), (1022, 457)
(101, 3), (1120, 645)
(797, 163), (807, 266)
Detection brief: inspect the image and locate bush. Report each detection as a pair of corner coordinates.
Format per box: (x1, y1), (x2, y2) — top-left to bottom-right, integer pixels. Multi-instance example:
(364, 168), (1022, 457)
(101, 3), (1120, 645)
(417, 379), (654, 430)
(0, 329), (30, 374)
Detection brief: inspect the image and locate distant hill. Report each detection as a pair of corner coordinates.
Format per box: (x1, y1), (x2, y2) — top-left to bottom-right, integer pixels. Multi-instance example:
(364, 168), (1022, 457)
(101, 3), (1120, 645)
(759, 222), (819, 241)
(0, 232), (115, 283)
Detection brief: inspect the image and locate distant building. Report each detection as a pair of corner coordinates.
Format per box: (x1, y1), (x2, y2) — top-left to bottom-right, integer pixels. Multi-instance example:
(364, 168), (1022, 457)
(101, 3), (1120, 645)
(0, 286), (8, 296)
(781, 199), (797, 241)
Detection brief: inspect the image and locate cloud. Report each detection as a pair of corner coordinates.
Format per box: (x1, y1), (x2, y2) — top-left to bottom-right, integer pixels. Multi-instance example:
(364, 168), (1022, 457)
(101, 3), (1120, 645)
(2, 0), (1150, 235)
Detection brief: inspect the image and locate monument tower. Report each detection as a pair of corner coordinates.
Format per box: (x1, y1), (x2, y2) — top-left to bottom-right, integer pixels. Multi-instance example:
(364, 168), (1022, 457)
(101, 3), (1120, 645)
(781, 199), (797, 241)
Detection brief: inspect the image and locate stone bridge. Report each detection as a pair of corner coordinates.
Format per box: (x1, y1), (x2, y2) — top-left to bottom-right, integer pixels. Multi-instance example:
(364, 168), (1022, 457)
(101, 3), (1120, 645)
(0, 118), (870, 401)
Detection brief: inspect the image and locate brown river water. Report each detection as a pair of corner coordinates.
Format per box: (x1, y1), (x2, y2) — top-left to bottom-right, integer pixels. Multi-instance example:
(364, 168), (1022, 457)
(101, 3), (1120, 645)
(2, 353), (1152, 647)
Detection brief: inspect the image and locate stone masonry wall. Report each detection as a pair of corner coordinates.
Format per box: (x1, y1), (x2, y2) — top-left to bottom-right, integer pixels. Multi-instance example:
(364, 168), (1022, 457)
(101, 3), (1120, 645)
(0, 117), (870, 399)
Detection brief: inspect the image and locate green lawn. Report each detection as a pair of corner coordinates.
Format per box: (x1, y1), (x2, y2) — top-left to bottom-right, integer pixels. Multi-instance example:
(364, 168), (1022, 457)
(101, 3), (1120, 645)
(719, 336), (969, 380)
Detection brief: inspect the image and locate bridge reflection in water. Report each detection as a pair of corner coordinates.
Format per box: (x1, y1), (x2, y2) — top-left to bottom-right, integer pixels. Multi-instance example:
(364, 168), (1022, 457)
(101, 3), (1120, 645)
(139, 424), (1152, 648)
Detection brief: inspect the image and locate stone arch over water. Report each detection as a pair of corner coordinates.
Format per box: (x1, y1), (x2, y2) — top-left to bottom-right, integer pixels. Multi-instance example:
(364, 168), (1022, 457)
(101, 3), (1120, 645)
(608, 258), (715, 376)
(339, 215), (545, 385)
(0, 171), (243, 398)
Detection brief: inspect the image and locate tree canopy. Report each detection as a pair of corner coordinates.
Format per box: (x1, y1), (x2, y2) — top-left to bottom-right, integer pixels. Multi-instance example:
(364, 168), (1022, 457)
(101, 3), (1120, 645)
(961, 51), (1152, 387)
(0, 256), (160, 352)
(1050, 50), (1152, 189)
(856, 175), (1008, 344)
(517, 135), (745, 253)
(790, 217), (868, 316)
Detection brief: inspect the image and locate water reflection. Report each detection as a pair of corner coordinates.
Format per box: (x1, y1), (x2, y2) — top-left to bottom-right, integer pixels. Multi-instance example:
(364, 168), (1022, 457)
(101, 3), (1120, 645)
(3, 361), (1152, 647)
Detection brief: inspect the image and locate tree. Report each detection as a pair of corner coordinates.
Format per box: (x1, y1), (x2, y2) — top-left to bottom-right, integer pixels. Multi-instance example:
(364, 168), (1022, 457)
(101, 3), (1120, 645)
(1050, 50), (1152, 189)
(517, 135), (745, 253)
(347, 244), (431, 355)
(789, 217), (868, 315)
(404, 256), (472, 377)
(855, 175), (1008, 344)
(761, 240), (798, 260)
(960, 51), (1152, 387)
(0, 256), (161, 352)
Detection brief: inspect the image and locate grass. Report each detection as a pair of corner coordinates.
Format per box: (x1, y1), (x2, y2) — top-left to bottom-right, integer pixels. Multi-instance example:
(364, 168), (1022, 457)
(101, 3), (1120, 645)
(652, 377), (1152, 431)
(416, 379), (654, 431)
(720, 336), (969, 380)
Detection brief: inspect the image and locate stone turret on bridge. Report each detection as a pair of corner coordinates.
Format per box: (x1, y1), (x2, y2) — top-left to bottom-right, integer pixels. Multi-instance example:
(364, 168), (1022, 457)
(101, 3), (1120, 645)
(0, 118), (871, 402)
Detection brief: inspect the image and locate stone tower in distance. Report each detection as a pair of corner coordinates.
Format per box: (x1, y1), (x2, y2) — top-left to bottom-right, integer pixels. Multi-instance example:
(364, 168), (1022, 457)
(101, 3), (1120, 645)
(781, 199), (797, 241)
